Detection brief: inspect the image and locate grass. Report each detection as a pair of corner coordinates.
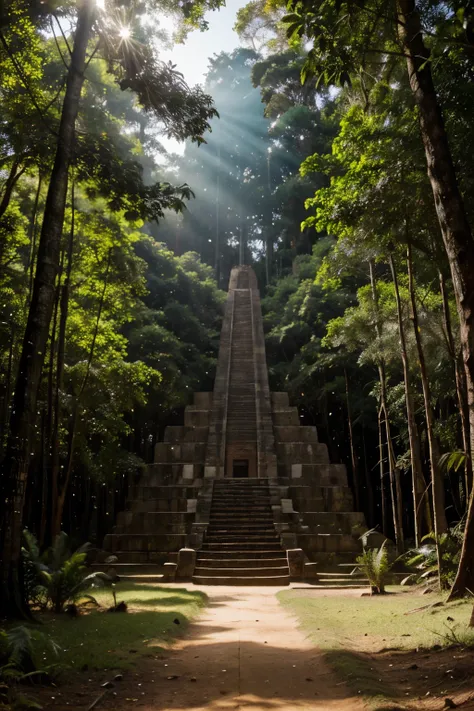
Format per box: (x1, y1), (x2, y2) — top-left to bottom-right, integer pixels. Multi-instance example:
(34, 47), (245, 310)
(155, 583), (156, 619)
(278, 587), (474, 710)
(278, 586), (473, 651)
(35, 583), (207, 673)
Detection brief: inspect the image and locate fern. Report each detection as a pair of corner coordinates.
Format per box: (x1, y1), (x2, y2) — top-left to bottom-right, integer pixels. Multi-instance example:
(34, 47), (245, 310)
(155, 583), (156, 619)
(23, 531), (111, 613)
(403, 529), (462, 589)
(356, 541), (390, 594)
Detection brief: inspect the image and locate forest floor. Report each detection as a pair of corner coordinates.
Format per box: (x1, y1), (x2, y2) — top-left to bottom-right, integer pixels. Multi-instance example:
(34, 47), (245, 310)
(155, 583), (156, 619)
(32, 583), (474, 711)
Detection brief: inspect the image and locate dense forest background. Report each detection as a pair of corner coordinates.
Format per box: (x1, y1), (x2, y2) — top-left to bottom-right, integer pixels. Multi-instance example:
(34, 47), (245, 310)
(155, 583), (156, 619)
(3, 0), (474, 610)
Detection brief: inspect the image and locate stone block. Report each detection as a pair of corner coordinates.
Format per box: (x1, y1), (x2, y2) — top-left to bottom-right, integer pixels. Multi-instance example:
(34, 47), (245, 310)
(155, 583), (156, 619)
(176, 548), (196, 578)
(163, 562), (177, 581)
(182, 464), (194, 480)
(276, 442), (330, 465)
(287, 548), (305, 578)
(291, 464), (302, 479)
(187, 498), (197, 513)
(193, 392), (212, 409)
(273, 409), (300, 426)
(184, 410), (210, 428)
(304, 562), (319, 579)
(281, 499), (295, 514)
(204, 466), (217, 478)
(271, 392), (290, 409)
(274, 426), (318, 443)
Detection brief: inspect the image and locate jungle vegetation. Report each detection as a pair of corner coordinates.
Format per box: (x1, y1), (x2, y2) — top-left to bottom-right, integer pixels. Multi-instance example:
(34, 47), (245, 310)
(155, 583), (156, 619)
(2, 0), (474, 617)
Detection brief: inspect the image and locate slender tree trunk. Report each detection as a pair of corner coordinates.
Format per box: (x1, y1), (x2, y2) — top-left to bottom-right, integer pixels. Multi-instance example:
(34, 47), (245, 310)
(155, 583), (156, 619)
(50, 181), (75, 542)
(344, 367), (360, 511)
(52, 248), (111, 539)
(41, 276), (62, 547)
(0, 158), (26, 218)
(389, 253), (425, 545)
(407, 245), (447, 532)
(396, 0), (474, 598)
(407, 244), (446, 588)
(0, 1), (95, 616)
(439, 269), (472, 499)
(0, 322), (15, 447)
(0, 158), (27, 268)
(361, 425), (375, 526)
(39, 411), (49, 547)
(369, 261), (404, 551)
(378, 409), (386, 533)
(27, 172), (43, 307)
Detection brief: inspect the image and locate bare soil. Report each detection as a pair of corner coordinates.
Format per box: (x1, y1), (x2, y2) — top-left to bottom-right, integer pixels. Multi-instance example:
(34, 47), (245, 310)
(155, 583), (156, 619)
(34, 586), (474, 711)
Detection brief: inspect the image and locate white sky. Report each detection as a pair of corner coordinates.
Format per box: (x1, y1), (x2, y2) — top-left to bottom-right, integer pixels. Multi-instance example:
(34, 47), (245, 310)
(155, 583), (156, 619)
(163, 0), (245, 86)
(159, 0), (246, 153)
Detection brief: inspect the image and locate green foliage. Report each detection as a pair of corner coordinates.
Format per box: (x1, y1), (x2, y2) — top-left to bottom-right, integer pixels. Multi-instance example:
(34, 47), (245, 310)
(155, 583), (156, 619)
(0, 625), (60, 710)
(22, 531), (110, 613)
(403, 530), (463, 590)
(356, 541), (391, 594)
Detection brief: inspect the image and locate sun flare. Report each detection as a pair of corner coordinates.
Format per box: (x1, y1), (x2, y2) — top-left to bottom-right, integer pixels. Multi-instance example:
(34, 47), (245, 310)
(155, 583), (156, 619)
(119, 25), (131, 40)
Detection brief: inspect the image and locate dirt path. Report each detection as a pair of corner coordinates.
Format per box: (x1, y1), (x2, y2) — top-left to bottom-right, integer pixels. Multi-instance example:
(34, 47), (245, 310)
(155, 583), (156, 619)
(109, 585), (367, 711)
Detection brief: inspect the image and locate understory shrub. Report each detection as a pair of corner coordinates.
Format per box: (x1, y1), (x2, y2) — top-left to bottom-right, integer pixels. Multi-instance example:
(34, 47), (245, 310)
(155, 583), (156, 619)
(22, 531), (110, 613)
(356, 541), (391, 594)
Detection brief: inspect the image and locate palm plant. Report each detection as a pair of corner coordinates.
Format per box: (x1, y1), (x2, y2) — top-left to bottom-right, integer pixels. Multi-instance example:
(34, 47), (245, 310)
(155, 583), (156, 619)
(22, 531), (110, 613)
(356, 541), (391, 594)
(403, 529), (462, 589)
(0, 625), (62, 711)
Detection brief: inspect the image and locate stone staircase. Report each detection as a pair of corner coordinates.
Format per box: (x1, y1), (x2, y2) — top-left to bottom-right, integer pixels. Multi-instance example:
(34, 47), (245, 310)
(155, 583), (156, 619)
(193, 479), (290, 585)
(226, 289), (257, 443)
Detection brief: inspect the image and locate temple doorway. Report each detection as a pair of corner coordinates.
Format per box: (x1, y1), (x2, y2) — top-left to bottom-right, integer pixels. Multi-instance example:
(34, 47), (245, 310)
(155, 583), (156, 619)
(232, 459), (249, 478)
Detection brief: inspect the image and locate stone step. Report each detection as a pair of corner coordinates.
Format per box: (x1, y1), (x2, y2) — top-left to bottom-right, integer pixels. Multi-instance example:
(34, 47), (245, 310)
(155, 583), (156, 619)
(213, 481), (270, 485)
(201, 542), (283, 551)
(303, 583), (369, 590)
(195, 557), (287, 568)
(91, 563), (163, 575)
(194, 566), (289, 577)
(209, 514), (273, 520)
(211, 499), (271, 505)
(212, 495), (270, 499)
(316, 577), (369, 585)
(196, 550), (287, 559)
(119, 574), (165, 583)
(207, 530), (276, 536)
(207, 523), (275, 530)
(205, 534), (279, 541)
(212, 497), (270, 501)
(192, 575), (290, 586)
(204, 541), (281, 547)
(210, 505), (272, 511)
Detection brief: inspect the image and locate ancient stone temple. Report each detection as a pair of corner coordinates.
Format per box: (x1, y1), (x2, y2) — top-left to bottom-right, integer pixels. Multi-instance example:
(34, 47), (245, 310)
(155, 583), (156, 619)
(101, 266), (370, 585)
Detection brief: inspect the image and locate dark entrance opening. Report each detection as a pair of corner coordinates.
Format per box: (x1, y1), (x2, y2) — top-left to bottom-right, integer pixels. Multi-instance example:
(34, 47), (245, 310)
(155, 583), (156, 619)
(233, 459), (249, 478)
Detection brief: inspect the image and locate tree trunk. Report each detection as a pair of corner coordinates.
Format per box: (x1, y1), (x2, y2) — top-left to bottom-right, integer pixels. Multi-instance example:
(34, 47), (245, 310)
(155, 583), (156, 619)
(378, 408), (388, 535)
(407, 244), (447, 533)
(361, 425), (375, 527)
(389, 253), (426, 545)
(369, 261), (404, 551)
(439, 269), (472, 500)
(0, 158), (27, 267)
(52, 248), (111, 539)
(27, 172), (43, 307)
(0, 322), (15, 447)
(0, 0), (95, 616)
(397, 0), (474, 598)
(0, 158), (26, 218)
(344, 367), (360, 511)
(50, 180), (75, 542)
